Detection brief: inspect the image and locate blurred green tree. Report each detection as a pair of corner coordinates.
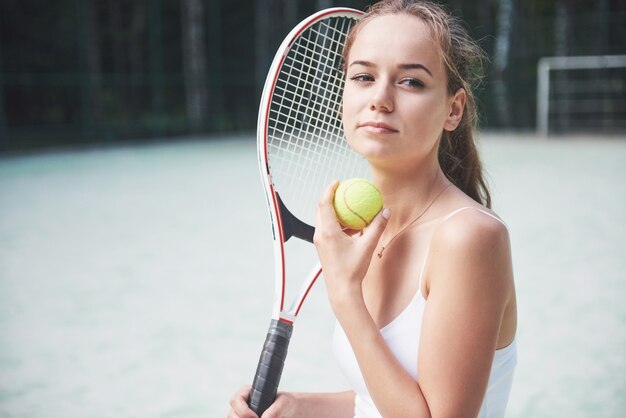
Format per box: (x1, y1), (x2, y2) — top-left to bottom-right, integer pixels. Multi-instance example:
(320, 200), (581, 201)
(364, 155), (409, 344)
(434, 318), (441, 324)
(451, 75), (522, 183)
(0, 0), (624, 151)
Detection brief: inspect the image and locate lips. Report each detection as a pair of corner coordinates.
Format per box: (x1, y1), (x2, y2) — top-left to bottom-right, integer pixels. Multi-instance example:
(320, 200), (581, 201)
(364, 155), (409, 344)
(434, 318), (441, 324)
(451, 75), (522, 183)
(358, 121), (398, 134)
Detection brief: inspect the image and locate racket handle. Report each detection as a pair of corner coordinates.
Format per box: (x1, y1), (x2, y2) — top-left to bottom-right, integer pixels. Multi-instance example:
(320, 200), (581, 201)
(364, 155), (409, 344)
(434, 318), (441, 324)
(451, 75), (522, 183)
(248, 319), (293, 415)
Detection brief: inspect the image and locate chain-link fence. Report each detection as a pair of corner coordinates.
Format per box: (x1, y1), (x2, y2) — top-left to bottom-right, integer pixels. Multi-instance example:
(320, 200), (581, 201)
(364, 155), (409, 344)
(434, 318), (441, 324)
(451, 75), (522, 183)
(1, 0), (625, 152)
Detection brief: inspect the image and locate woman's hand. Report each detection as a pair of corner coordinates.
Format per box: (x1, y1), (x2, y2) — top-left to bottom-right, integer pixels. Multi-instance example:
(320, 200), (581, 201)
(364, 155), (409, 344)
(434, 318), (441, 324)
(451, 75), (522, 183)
(313, 181), (390, 310)
(228, 385), (298, 418)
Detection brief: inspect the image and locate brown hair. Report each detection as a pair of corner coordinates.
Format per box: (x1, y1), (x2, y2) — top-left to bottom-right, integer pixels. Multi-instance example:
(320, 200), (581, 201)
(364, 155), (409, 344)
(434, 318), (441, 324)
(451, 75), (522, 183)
(343, 0), (491, 207)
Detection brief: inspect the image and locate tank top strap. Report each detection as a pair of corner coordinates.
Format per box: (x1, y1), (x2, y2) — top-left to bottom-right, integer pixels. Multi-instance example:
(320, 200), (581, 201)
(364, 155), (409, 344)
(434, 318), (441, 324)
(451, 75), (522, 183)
(417, 207), (508, 293)
(440, 206), (508, 229)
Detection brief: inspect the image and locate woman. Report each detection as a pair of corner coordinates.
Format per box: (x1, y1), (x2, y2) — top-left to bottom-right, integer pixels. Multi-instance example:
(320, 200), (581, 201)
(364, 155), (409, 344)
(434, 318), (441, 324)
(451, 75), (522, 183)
(229, 1), (517, 416)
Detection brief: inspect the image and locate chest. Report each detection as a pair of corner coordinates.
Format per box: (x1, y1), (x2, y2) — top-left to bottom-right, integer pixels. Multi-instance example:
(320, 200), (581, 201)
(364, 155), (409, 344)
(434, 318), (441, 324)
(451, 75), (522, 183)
(361, 226), (433, 329)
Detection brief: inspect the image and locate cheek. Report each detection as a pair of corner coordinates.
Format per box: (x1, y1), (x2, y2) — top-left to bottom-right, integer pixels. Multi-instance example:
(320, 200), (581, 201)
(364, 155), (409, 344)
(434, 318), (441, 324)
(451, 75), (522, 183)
(413, 93), (450, 129)
(341, 92), (356, 125)
(341, 95), (358, 148)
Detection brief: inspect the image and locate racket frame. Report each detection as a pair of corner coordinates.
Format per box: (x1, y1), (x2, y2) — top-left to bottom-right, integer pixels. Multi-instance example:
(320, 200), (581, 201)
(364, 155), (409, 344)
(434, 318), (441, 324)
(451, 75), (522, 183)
(249, 8), (363, 415)
(257, 7), (364, 325)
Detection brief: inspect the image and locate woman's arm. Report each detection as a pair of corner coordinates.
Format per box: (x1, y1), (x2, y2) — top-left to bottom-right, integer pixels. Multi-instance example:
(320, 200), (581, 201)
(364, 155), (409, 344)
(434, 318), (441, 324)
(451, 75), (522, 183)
(314, 183), (513, 417)
(314, 182), (431, 417)
(290, 391), (356, 417)
(416, 210), (513, 417)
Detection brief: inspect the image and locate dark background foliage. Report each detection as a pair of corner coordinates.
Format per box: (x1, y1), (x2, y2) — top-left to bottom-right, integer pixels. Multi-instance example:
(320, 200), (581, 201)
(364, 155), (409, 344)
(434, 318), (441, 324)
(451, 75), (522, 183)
(0, 0), (624, 152)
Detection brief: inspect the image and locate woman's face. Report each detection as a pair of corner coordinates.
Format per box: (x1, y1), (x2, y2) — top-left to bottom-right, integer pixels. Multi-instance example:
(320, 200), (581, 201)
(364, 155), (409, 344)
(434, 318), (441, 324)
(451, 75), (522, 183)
(342, 14), (463, 168)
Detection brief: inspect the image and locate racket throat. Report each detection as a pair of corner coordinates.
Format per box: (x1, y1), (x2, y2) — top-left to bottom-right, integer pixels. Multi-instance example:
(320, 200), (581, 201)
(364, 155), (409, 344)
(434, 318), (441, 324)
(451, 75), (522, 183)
(278, 313), (296, 325)
(276, 193), (315, 243)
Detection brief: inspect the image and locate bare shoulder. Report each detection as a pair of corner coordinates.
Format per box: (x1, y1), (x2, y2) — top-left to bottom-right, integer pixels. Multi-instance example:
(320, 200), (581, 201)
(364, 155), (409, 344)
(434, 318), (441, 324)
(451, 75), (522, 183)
(435, 206), (510, 254)
(425, 206), (513, 297)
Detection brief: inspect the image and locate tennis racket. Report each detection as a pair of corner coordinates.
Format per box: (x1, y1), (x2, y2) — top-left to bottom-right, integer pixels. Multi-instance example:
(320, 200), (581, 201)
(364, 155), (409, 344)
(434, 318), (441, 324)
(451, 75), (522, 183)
(248, 8), (368, 415)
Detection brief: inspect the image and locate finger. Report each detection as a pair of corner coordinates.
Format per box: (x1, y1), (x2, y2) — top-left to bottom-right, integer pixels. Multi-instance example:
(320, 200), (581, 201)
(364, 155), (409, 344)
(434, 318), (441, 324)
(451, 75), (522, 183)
(229, 397), (256, 418)
(363, 207), (390, 242)
(229, 400), (257, 418)
(261, 393), (294, 418)
(229, 385), (257, 418)
(230, 385), (251, 405)
(316, 181), (342, 234)
(260, 402), (280, 418)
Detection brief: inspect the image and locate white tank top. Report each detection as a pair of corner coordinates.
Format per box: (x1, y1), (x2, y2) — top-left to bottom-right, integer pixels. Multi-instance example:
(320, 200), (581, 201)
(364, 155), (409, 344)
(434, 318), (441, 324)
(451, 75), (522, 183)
(332, 207), (517, 418)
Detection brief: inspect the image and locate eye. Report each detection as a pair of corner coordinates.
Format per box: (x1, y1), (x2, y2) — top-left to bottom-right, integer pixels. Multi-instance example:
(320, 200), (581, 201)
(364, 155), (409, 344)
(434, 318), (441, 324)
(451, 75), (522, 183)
(400, 78), (424, 89)
(350, 73), (374, 83)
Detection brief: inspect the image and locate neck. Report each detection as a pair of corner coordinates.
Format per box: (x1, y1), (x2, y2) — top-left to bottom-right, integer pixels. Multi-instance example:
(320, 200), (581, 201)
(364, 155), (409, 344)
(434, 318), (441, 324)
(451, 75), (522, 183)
(371, 158), (450, 233)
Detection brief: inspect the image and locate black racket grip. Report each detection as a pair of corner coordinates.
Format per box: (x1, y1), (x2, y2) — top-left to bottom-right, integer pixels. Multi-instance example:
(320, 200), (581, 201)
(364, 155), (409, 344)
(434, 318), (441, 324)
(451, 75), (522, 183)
(248, 319), (293, 415)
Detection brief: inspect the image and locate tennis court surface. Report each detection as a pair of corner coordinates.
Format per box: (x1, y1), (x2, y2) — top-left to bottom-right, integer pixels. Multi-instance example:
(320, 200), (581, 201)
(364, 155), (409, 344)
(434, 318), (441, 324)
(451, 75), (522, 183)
(1, 133), (624, 417)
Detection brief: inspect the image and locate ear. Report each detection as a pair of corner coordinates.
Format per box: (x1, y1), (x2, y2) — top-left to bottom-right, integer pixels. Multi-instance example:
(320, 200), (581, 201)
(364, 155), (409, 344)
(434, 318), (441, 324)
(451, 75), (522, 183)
(444, 88), (466, 132)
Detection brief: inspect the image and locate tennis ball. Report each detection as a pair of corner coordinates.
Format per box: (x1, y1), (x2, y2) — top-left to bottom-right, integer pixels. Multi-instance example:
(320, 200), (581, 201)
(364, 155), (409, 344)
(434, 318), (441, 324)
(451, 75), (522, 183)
(333, 178), (383, 229)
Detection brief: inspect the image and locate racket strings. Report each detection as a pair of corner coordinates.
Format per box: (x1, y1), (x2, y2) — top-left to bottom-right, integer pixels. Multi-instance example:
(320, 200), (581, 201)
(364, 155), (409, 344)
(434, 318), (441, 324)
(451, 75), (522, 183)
(283, 24), (346, 135)
(267, 16), (370, 224)
(273, 18), (348, 152)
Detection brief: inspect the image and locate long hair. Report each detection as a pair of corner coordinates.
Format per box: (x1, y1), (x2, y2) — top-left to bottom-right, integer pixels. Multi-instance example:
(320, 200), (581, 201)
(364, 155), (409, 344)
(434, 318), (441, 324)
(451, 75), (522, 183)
(343, 0), (491, 207)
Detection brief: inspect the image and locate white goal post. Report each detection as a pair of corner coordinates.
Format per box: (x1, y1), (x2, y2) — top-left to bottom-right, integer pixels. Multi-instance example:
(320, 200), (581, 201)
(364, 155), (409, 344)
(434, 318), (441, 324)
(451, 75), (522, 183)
(536, 54), (626, 137)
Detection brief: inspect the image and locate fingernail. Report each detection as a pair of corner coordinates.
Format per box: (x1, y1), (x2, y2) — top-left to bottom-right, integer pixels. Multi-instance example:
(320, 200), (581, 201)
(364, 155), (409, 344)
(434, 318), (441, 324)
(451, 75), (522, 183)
(382, 208), (391, 219)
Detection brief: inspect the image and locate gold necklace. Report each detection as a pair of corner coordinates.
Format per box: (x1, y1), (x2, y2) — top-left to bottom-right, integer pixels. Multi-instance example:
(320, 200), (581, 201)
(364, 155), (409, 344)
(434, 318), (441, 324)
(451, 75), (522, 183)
(377, 183), (452, 259)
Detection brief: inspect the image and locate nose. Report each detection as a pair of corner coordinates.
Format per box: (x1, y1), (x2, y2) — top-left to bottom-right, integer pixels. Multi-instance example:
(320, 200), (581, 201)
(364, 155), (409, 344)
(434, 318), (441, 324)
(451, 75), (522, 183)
(369, 82), (394, 113)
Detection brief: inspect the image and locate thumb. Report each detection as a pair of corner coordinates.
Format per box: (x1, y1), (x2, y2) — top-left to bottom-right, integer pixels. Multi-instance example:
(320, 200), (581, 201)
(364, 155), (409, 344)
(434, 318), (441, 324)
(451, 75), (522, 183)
(260, 393), (296, 418)
(363, 207), (390, 241)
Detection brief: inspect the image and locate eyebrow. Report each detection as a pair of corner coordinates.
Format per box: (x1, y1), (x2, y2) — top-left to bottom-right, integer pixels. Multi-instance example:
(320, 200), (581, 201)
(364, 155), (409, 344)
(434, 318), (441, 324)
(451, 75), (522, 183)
(349, 60), (433, 77)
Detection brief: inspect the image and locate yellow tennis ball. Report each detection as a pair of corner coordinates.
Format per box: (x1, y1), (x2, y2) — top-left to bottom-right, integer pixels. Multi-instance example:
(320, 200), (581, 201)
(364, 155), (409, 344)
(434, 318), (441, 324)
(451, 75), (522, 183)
(333, 178), (383, 229)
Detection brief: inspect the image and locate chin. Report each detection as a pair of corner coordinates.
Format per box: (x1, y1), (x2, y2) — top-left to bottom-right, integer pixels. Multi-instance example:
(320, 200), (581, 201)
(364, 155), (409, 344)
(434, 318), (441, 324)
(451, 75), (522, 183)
(349, 142), (393, 164)
(346, 133), (390, 159)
